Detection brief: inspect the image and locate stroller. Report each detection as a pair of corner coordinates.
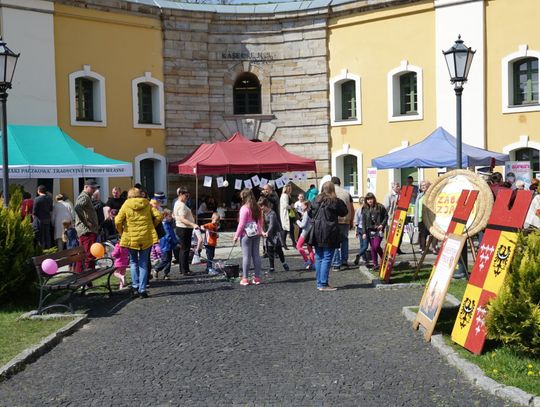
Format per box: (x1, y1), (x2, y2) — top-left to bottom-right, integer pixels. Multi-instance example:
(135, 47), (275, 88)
(200, 244), (240, 279)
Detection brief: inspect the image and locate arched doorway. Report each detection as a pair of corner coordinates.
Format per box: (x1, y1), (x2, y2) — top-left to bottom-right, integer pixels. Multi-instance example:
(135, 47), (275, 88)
(134, 148), (167, 198)
(514, 147), (540, 175)
(332, 148), (363, 197)
(140, 159), (156, 197)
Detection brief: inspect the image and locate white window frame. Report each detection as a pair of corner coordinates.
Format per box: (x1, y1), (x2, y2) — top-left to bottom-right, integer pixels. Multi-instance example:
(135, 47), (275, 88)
(387, 60), (423, 122)
(134, 148), (167, 196)
(502, 44), (540, 114)
(331, 144), (363, 199)
(132, 72), (165, 129)
(69, 65), (107, 127)
(330, 69), (362, 126)
(503, 134), (540, 157)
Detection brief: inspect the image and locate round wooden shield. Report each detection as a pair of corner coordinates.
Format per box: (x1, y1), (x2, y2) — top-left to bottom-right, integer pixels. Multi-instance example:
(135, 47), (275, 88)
(423, 169), (493, 240)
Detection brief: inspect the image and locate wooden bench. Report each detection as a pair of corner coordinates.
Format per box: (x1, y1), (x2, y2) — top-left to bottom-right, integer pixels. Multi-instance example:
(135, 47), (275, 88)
(32, 247), (115, 314)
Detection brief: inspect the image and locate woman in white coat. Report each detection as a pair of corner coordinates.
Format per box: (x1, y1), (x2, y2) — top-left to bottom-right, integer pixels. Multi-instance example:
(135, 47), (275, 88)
(52, 193), (75, 250)
(280, 184), (296, 249)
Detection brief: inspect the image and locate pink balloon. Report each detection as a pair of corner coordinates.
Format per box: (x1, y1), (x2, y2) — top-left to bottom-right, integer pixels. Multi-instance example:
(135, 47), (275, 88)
(41, 258), (58, 275)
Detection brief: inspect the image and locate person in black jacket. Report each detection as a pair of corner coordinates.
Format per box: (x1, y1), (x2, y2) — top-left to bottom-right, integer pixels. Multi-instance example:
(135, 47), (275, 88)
(308, 181), (348, 291)
(33, 185), (53, 248)
(361, 192), (388, 269)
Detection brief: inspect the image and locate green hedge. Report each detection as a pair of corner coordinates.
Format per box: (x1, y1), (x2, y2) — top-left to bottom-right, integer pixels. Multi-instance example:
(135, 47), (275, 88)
(0, 189), (39, 306)
(487, 232), (540, 355)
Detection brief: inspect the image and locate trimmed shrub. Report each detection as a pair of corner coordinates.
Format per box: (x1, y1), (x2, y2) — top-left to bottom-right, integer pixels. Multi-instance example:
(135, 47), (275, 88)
(487, 232), (540, 355)
(0, 189), (39, 305)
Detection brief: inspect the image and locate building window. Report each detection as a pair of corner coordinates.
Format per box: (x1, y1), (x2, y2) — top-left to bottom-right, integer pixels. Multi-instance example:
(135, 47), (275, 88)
(343, 155), (358, 195)
(514, 147), (540, 173)
(502, 45), (540, 114)
(138, 83), (154, 124)
(132, 72), (165, 129)
(233, 73), (261, 115)
(399, 72), (417, 114)
(340, 80), (357, 120)
(69, 65), (106, 127)
(387, 61), (423, 122)
(330, 69), (361, 126)
(513, 58), (538, 106)
(75, 77), (94, 121)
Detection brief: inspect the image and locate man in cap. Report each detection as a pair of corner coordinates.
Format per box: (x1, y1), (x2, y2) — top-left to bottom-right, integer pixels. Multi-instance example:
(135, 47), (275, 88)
(74, 179), (100, 271)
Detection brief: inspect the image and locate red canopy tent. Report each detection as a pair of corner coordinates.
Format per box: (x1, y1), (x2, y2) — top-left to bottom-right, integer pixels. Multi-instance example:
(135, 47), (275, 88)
(168, 132), (316, 175)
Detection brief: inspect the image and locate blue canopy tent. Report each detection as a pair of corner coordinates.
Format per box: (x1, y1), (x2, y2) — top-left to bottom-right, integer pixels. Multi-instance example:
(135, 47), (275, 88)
(371, 127), (509, 169)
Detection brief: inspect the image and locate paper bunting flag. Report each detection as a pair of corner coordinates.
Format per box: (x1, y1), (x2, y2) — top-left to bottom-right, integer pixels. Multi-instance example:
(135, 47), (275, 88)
(260, 177), (268, 187)
(275, 178), (284, 189)
(251, 175), (261, 186)
(203, 176), (212, 187)
(234, 179), (243, 190)
(244, 179), (253, 189)
(216, 177), (224, 188)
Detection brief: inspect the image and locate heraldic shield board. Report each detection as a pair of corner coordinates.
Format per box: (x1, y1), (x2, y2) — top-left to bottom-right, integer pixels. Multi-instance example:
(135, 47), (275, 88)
(451, 189), (533, 354)
(379, 185), (414, 282)
(413, 233), (467, 341)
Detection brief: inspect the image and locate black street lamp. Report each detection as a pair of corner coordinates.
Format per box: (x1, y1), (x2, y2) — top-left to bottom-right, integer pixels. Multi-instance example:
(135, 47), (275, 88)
(0, 39), (20, 208)
(443, 35), (475, 169)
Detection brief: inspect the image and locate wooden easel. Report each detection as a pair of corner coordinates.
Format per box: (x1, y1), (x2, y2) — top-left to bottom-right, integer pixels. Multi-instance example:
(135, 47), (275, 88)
(413, 190), (480, 279)
(413, 234), (476, 279)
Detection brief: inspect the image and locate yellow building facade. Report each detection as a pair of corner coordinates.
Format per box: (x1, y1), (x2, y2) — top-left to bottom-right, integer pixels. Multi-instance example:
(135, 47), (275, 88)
(485, 0), (540, 168)
(328, 0), (540, 199)
(54, 4), (166, 200)
(328, 2), (437, 199)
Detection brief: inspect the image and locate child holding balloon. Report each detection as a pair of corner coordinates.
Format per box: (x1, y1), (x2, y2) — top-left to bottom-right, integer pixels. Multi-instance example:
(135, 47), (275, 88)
(111, 242), (129, 289)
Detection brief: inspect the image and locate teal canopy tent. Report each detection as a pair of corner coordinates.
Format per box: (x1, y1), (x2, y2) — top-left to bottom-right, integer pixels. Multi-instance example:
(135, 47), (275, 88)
(0, 125), (132, 178)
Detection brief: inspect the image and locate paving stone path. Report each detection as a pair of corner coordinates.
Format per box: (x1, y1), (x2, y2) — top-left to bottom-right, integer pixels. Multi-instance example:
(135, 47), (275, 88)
(0, 246), (511, 406)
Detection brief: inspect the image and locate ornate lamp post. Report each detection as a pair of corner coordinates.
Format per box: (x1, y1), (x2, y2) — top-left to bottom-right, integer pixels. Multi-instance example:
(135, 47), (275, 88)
(0, 39), (20, 207)
(443, 35), (475, 169)
(443, 36), (475, 279)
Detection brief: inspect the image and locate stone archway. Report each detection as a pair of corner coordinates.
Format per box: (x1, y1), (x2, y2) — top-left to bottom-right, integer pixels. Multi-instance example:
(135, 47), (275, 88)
(219, 62), (276, 141)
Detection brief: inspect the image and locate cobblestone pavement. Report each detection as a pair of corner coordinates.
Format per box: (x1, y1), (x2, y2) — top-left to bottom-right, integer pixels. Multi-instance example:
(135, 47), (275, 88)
(0, 242), (511, 406)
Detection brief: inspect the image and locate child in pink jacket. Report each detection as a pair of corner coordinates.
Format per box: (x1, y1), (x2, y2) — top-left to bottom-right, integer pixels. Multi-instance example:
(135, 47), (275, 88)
(112, 241), (129, 289)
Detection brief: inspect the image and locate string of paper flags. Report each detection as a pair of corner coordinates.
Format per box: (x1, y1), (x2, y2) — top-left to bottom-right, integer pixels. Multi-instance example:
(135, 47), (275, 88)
(202, 172), (308, 190)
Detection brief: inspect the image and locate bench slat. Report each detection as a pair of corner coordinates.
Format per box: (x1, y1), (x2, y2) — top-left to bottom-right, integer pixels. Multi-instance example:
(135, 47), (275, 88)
(33, 247), (85, 270)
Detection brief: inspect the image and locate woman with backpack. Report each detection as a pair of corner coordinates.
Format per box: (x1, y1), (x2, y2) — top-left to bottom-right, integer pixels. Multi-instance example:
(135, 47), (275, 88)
(307, 181), (348, 291)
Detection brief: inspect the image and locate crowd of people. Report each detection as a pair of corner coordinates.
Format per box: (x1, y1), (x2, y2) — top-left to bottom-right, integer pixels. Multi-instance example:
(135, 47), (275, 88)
(19, 169), (537, 296)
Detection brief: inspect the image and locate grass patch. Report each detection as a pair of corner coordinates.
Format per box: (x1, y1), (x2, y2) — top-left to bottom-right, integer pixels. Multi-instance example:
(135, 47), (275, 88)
(429, 305), (540, 395)
(375, 263), (473, 299)
(444, 337), (540, 395)
(446, 279), (467, 301)
(388, 266), (432, 284)
(0, 307), (74, 366)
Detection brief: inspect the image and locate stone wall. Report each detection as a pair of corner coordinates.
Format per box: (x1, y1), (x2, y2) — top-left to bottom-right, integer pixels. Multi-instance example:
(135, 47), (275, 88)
(162, 8), (331, 188)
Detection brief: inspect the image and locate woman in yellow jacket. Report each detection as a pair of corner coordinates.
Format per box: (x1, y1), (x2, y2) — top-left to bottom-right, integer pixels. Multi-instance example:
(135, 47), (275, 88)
(115, 187), (162, 298)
